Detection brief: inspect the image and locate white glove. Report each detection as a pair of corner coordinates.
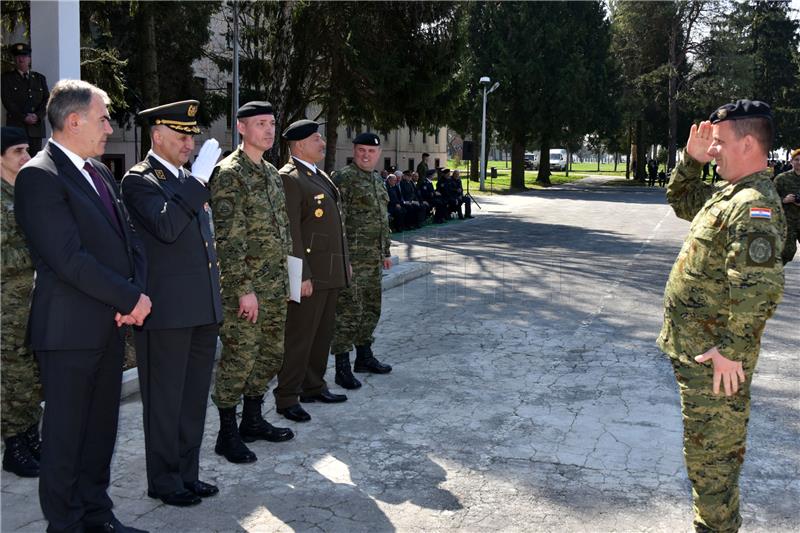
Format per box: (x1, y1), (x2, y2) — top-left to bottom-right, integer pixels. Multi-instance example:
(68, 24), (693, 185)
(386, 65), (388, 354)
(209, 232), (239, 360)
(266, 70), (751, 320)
(191, 138), (221, 184)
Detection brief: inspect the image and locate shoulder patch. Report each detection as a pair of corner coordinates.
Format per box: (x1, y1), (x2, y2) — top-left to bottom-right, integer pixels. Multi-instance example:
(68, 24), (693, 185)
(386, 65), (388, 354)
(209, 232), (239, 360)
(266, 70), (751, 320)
(746, 233), (776, 266)
(214, 198), (235, 218)
(750, 207), (772, 219)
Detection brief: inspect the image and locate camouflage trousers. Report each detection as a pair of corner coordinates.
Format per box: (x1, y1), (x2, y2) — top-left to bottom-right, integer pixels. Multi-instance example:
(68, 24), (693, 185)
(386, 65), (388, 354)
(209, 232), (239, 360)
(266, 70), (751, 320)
(781, 217), (798, 264)
(330, 257), (382, 354)
(212, 289), (287, 408)
(1, 313), (42, 439)
(671, 356), (756, 533)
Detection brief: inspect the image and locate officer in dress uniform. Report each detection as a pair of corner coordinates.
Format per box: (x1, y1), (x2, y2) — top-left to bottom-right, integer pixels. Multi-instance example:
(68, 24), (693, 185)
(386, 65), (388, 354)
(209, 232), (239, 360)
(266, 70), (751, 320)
(273, 119), (350, 423)
(120, 100), (223, 507)
(658, 100), (785, 533)
(1, 43), (49, 155)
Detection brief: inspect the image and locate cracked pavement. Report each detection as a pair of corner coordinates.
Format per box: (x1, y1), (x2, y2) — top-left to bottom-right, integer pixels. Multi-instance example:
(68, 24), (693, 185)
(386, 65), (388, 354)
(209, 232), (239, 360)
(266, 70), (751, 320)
(2, 177), (798, 532)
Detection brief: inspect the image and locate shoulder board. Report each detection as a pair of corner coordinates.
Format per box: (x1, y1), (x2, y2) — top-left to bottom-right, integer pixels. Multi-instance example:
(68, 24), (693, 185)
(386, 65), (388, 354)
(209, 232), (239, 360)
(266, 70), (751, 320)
(127, 161), (150, 175)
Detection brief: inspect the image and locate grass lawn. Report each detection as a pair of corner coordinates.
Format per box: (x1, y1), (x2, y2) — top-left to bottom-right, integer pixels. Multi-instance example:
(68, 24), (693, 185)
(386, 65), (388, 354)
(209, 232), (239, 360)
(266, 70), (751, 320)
(445, 159), (628, 195)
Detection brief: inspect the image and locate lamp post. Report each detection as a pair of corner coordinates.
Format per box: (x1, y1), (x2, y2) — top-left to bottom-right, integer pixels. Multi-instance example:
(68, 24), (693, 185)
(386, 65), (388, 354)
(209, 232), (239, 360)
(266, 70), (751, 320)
(479, 76), (500, 191)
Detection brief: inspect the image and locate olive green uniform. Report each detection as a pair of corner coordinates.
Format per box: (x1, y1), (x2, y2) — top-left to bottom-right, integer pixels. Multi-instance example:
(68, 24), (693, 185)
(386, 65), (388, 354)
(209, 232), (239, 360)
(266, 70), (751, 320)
(330, 163), (391, 354)
(1, 178), (42, 439)
(658, 152), (785, 533)
(773, 169), (800, 264)
(1, 70), (48, 154)
(210, 148), (292, 408)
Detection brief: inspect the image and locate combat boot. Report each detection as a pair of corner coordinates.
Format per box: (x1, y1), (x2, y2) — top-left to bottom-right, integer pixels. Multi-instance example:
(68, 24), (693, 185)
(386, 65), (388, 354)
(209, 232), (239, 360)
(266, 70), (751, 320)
(354, 344), (392, 374)
(334, 352), (362, 390)
(2, 435), (39, 477)
(215, 406), (257, 464)
(23, 423), (41, 461)
(239, 396), (294, 443)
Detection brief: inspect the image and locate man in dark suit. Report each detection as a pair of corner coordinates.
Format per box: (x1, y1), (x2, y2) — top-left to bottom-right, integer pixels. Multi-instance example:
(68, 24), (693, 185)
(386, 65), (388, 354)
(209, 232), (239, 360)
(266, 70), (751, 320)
(385, 172), (406, 231)
(120, 100), (223, 507)
(1, 43), (49, 155)
(14, 79), (150, 533)
(274, 119), (351, 422)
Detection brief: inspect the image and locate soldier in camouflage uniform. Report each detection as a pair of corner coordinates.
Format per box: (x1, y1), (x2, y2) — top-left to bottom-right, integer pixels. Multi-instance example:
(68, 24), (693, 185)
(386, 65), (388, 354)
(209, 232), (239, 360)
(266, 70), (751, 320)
(773, 148), (800, 264)
(330, 133), (393, 390)
(1, 126), (42, 478)
(210, 102), (294, 464)
(658, 100), (785, 533)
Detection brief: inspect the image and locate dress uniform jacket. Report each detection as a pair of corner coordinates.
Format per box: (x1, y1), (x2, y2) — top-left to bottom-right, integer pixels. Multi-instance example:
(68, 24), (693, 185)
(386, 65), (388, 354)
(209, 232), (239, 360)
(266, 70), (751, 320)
(1, 70), (48, 139)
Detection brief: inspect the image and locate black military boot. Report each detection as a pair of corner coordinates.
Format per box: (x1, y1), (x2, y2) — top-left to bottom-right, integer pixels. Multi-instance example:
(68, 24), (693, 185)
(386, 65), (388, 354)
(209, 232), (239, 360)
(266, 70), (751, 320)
(334, 353), (362, 390)
(239, 396), (294, 443)
(353, 344), (392, 374)
(215, 407), (257, 464)
(2, 435), (39, 477)
(23, 423), (41, 461)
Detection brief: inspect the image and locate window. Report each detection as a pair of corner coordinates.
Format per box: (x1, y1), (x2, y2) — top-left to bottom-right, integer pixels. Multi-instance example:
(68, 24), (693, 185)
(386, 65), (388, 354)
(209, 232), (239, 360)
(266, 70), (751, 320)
(434, 158), (440, 168)
(383, 131), (389, 141)
(346, 126), (352, 140)
(422, 131), (427, 144)
(409, 158), (415, 171)
(408, 129), (414, 143)
(384, 157), (391, 170)
(102, 154), (125, 182)
(434, 130), (439, 144)
(346, 157), (353, 165)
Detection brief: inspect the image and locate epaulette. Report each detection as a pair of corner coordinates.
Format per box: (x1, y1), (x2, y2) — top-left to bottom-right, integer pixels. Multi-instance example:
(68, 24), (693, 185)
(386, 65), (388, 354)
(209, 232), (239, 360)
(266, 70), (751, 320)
(127, 161), (150, 175)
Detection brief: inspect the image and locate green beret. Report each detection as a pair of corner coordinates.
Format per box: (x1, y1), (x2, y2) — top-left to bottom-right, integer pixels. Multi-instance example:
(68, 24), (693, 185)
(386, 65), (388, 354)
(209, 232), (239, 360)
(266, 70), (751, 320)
(353, 132), (380, 146)
(10, 43), (31, 57)
(237, 101), (274, 119)
(138, 100), (201, 135)
(282, 119), (320, 141)
(710, 99), (772, 124)
(1, 127), (28, 154)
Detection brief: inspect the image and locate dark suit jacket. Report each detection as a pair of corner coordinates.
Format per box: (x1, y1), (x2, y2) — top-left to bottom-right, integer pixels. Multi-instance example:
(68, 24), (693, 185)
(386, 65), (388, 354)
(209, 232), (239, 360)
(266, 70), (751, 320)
(279, 158), (350, 291)
(399, 179), (419, 202)
(1, 70), (48, 138)
(14, 142), (146, 351)
(387, 184), (404, 206)
(121, 155), (223, 330)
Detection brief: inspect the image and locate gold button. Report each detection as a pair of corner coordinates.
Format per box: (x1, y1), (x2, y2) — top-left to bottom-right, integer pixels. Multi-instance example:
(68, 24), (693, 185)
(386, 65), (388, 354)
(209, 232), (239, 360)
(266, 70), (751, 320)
(208, 262), (212, 269)
(306, 248), (311, 253)
(205, 241), (209, 247)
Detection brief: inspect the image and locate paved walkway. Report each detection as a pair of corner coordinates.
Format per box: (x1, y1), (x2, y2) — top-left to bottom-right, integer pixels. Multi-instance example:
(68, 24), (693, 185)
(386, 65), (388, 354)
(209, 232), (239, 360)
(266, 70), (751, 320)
(2, 177), (798, 532)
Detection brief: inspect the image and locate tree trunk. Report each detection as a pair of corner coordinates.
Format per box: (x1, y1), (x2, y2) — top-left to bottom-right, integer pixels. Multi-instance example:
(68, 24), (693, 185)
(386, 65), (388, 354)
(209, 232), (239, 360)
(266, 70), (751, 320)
(536, 137), (551, 186)
(667, 13), (683, 171)
(614, 152), (618, 172)
(510, 141), (525, 190)
(139, 9), (159, 160)
(626, 124), (632, 179)
(323, 54), (343, 173)
(596, 149), (601, 172)
(635, 120), (646, 182)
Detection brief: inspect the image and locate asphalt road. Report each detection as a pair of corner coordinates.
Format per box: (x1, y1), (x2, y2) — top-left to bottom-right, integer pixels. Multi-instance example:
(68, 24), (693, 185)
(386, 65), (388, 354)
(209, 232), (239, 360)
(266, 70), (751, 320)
(2, 177), (797, 532)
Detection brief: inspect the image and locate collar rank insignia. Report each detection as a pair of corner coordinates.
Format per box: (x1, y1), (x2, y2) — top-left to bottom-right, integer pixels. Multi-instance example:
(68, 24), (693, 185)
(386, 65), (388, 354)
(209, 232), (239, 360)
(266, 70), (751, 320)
(750, 207), (771, 219)
(155, 169), (166, 181)
(314, 193), (325, 200)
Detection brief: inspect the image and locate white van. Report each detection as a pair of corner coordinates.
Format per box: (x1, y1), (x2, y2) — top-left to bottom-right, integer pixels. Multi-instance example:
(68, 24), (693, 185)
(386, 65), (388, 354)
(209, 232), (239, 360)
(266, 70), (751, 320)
(549, 149), (568, 171)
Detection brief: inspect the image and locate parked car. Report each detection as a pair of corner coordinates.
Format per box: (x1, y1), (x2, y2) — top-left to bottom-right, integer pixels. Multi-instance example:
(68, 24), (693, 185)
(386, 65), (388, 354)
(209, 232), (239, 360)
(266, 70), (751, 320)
(524, 152), (537, 170)
(549, 149), (568, 171)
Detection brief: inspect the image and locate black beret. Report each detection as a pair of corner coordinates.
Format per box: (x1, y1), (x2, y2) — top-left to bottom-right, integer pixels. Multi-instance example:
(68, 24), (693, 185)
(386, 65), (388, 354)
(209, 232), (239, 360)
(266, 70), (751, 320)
(353, 132), (380, 146)
(138, 100), (201, 135)
(1, 127), (28, 154)
(709, 99), (772, 124)
(237, 101), (274, 119)
(282, 119), (320, 141)
(10, 43), (31, 56)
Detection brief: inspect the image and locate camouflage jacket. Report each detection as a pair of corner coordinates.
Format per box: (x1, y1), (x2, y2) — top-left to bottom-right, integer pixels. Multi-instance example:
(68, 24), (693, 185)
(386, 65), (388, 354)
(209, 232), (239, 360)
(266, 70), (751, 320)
(773, 170), (800, 223)
(333, 163), (391, 260)
(1, 178), (34, 302)
(210, 148), (292, 298)
(658, 152), (786, 364)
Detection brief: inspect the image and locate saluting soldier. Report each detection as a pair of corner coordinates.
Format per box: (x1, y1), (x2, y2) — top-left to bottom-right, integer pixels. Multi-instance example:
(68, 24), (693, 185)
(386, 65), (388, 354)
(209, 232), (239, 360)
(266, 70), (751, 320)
(1, 126), (42, 478)
(658, 100), (785, 533)
(210, 101), (294, 464)
(773, 147), (800, 264)
(273, 120), (350, 423)
(330, 133), (393, 391)
(1, 43), (48, 155)
(121, 101), (223, 507)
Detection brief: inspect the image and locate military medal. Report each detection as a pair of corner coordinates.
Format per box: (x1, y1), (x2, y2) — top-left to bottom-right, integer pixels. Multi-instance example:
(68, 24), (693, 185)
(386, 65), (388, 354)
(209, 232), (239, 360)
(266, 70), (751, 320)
(315, 208), (324, 218)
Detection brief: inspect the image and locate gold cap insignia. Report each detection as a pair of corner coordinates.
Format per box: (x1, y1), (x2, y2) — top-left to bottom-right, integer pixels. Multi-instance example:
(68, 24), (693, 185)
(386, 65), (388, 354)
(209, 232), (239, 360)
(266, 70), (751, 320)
(717, 108), (727, 120)
(314, 208), (324, 218)
(155, 169), (166, 180)
(15, 44), (23, 51)
(314, 193), (325, 200)
(187, 104), (198, 118)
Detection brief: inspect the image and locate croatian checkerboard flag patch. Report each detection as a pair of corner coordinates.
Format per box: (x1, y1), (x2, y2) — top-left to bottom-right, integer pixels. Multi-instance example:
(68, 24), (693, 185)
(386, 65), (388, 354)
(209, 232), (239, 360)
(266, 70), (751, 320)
(750, 207), (772, 219)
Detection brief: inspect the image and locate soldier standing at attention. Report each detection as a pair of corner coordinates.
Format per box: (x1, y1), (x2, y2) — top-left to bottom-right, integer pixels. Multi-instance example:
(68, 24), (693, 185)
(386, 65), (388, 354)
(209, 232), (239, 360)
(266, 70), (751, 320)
(658, 99), (785, 533)
(1, 126), (42, 478)
(274, 120), (350, 423)
(416, 152), (430, 185)
(210, 101), (294, 464)
(1, 43), (48, 155)
(330, 133), (393, 390)
(121, 101), (223, 507)
(773, 147), (800, 264)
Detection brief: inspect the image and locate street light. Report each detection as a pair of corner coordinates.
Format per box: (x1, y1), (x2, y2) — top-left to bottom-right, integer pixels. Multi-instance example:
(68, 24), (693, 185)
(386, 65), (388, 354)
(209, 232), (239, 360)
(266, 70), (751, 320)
(479, 76), (500, 191)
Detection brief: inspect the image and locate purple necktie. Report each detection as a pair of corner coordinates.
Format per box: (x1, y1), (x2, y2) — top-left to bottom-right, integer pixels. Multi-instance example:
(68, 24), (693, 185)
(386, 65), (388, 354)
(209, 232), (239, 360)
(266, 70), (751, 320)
(83, 162), (123, 234)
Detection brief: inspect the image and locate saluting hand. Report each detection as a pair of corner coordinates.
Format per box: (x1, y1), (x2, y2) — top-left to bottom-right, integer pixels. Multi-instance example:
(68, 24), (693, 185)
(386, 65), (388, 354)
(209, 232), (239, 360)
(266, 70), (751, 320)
(191, 139), (222, 184)
(694, 346), (746, 396)
(686, 121), (715, 164)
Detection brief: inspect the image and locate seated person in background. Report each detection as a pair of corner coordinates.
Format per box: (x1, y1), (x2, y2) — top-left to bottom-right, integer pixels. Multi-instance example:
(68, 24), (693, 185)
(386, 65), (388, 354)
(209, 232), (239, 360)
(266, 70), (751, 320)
(399, 170), (424, 228)
(451, 170), (472, 218)
(385, 173), (406, 231)
(436, 168), (457, 219)
(418, 169), (445, 223)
